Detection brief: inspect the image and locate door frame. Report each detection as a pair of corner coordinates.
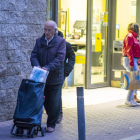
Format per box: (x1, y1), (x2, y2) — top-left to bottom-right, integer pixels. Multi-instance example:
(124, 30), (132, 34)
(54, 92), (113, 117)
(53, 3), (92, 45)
(85, 0), (116, 89)
(52, 0), (116, 89)
(51, 0), (58, 23)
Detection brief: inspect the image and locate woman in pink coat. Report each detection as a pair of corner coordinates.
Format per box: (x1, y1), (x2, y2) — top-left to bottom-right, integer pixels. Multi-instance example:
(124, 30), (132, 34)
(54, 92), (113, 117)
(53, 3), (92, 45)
(122, 23), (140, 106)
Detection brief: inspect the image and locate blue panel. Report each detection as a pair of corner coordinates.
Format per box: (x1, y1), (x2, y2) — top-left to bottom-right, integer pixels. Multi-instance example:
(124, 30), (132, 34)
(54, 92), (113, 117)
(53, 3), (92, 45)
(135, 75), (139, 80)
(124, 74), (129, 90)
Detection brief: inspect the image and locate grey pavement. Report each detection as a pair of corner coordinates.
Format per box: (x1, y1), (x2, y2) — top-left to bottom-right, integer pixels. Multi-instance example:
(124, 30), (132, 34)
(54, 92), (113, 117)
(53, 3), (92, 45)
(1, 87), (140, 140)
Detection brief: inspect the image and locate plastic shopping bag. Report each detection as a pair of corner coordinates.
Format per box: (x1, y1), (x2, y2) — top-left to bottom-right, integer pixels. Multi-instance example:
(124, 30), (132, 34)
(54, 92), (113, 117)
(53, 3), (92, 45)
(124, 70), (140, 90)
(29, 66), (49, 83)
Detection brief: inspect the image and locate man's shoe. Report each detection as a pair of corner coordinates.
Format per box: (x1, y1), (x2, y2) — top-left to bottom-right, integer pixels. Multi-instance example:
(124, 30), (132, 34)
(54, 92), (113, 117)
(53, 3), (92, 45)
(46, 127), (55, 133)
(125, 100), (137, 107)
(56, 114), (63, 123)
(134, 95), (140, 103)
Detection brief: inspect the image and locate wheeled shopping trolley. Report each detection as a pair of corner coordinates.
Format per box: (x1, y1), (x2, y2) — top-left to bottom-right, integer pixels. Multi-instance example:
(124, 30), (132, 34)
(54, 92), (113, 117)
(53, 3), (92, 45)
(11, 79), (46, 138)
(11, 121), (46, 138)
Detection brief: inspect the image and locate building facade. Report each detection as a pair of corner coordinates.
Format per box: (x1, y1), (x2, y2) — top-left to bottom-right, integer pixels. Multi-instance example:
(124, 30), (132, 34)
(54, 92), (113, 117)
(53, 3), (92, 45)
(0, 0), (46, 122)
(50, 0), (140, 89)
(0, 0), (140, 122)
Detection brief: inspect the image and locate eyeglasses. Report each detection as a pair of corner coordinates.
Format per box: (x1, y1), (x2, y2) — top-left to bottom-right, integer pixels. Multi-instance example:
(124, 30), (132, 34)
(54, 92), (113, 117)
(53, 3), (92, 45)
(44, 28), (54, 32)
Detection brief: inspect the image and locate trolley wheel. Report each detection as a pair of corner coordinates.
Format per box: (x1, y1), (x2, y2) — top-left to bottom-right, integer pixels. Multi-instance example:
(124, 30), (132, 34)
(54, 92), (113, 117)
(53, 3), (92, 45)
(15, 127), (24, 136)
(34, 127), (38, 135)
(15, 127), (20, 135)
(27, 129), (31, 138)
(41, 126), (46, 136)
(19, 128), (24, 137)
(20, 128), (24, 136)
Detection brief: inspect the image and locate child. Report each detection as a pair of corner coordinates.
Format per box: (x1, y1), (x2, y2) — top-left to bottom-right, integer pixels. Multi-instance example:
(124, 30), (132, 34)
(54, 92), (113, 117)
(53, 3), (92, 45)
(134, 59), (140, 103)
(134, 29), (140, 103)
(137, 59), (140, 70)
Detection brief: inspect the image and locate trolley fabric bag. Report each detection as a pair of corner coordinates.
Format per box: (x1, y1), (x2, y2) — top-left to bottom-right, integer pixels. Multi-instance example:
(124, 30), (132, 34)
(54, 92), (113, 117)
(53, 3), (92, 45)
(13, 79), (45, 126)
(124, 70), (140, 90)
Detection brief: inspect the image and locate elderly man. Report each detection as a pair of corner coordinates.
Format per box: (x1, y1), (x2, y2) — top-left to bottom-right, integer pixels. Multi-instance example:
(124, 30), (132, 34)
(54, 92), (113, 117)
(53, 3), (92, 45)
(30, 20), (66, 132)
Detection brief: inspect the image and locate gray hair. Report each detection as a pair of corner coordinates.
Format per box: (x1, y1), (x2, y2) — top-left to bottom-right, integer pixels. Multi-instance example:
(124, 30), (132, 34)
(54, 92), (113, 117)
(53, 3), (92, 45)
(45, 20), (57, 29)
(54, 23), (57, 29)
(56, 28), (58, 34)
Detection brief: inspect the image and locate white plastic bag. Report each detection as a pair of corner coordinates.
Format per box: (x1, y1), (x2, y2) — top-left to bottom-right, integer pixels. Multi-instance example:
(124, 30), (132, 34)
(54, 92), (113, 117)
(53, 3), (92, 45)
(29, 66), (49, 83)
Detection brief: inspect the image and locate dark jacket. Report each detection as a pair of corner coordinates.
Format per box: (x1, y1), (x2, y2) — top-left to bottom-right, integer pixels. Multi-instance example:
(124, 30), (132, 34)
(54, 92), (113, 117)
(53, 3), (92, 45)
(30, 33), (66, 85)
(58, 31), (75, 77)
(64, 42), (75, 77)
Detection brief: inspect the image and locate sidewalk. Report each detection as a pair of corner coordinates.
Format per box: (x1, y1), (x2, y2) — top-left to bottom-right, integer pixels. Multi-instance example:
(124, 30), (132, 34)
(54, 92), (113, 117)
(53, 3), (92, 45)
(1, 87), (140, 140)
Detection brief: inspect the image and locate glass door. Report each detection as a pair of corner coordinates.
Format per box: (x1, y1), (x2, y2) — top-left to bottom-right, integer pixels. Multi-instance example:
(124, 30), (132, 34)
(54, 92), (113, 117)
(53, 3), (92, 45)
(57, 0), (87, 87)
(91, 0), (108, 84)
(85, 0), (110, 88)
(110, 0), (137, 88)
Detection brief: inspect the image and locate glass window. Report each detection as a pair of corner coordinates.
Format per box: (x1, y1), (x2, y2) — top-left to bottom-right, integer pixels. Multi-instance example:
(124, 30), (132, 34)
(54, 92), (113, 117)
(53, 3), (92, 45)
(116, 0), (136, 40)
(58, 0), (87, 86)
(46, 0), (53, 20)
(91, 0), (108, 84)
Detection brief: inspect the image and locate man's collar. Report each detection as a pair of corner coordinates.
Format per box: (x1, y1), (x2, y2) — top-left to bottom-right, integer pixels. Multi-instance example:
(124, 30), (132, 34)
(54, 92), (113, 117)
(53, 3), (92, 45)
(41, 33), (58, 47)
(45, 35), (54, 42)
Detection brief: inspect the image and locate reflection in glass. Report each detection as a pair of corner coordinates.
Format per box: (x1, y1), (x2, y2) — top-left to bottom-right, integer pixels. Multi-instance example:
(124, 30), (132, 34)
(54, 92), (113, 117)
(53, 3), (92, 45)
(58, 0), (87, 86)
(46, 0), (52, 20)
(91, 0), (108, 84)
(116, 0), (136, 40)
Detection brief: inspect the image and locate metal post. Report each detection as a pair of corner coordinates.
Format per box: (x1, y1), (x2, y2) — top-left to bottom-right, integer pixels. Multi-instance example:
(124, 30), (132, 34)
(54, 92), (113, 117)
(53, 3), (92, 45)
(77, 87), (86, 140)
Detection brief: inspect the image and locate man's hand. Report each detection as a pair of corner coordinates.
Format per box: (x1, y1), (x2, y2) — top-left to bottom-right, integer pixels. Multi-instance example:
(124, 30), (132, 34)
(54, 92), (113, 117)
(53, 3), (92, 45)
(130, 66), (134, 71)
(64, 71), (69, 77)
(36, 66), (41, 68)
(42, 67), (48, 71)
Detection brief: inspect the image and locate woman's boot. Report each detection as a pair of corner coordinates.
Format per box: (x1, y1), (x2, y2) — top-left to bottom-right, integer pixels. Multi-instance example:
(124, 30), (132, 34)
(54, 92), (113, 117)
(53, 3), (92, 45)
(134, 94), (140, 103)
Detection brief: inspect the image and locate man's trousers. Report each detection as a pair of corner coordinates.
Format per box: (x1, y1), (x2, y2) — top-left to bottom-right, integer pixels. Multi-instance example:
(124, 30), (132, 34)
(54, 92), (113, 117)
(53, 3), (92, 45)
(44, 83), (62, 128)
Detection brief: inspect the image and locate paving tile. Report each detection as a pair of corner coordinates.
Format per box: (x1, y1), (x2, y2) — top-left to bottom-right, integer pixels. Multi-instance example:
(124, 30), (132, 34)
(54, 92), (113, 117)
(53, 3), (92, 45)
(1, 87), (140, 139)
